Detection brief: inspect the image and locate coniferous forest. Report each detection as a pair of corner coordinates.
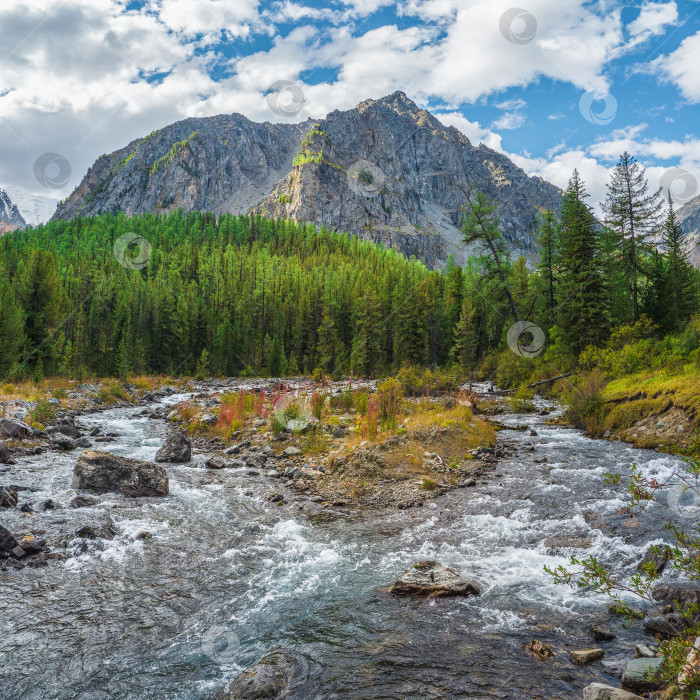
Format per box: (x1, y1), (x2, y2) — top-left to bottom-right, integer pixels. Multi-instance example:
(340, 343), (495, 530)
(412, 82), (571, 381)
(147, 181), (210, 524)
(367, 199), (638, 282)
(1, 155), (699, 384)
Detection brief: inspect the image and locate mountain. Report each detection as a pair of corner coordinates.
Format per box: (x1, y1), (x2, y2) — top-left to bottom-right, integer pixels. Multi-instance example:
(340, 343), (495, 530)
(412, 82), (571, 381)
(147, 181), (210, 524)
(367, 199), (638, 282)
(677, 194), (700, 267)
(0, 188), (26, 229)
(54, 92), (562, 268)
(3, 186), (58, 227)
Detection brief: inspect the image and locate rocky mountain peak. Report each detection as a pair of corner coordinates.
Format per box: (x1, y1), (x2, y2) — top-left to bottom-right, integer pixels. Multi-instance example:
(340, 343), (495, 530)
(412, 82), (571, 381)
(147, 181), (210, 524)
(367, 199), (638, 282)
(53, 92), (563, 268)
(0, 188), (26, 229)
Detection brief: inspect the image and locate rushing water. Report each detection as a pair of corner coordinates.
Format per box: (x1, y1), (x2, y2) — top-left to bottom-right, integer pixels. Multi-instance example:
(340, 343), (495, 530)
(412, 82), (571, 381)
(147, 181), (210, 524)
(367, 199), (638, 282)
(1, 389), (696, 699)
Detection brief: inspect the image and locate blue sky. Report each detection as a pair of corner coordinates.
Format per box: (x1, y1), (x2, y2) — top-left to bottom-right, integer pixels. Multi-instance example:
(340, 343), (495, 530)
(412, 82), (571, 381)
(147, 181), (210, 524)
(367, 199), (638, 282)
(2, 0), (700, 222)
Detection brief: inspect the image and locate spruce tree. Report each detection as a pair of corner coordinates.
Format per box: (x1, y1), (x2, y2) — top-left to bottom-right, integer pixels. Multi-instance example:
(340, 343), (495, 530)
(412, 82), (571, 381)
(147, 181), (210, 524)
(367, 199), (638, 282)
(602, 152), (663, 322)
(660, 192), (697, 330)
(0, 276), (24, 377)
(557, 170), (609, 353)
(537, 210), (558, 320)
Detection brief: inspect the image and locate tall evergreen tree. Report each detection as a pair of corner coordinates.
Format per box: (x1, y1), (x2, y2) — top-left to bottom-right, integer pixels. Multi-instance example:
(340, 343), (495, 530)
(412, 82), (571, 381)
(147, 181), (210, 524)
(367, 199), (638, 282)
(461, 190), (520, 322)
(537, 210), (558, 321)
(602, 152), (663, 322)
(660, 192), (697, 330)
(557, 170), (609, 353)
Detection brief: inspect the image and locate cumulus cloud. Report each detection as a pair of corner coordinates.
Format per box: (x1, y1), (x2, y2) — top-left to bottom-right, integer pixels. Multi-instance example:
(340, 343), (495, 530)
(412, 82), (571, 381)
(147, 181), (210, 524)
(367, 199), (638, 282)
(652, 29), (700, 103)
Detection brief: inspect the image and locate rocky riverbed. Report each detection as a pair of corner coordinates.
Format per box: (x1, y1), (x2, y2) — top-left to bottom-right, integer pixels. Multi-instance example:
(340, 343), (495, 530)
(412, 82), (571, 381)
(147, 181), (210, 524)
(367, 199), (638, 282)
(1, 380), (698, 699)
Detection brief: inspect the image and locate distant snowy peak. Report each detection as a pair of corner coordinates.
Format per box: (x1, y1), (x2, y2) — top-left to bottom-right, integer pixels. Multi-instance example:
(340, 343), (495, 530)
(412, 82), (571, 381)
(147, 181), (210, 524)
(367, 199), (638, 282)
(3, 186), (58, 227)
(0, 188), (26, 228)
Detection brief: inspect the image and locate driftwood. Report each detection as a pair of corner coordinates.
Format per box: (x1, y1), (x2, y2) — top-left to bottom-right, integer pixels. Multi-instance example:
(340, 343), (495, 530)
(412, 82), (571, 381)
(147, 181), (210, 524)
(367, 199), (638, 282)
(501, 372), (576, 393)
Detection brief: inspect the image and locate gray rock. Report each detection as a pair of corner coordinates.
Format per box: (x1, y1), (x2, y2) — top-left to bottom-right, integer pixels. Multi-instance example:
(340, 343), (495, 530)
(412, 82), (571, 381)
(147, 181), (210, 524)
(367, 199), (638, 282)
(643, 613), (681, 636)
(0, 487), (18, 508)
(155, 432), (191, 463)
(0, 525), (19, 553)
(583, 683), (644, 700)
(621, 657), (664, 692)
(73, 450), (169, 497)
(52, 434), (78, 451)
(69, 495), (99, 508)
(635, 644), (657, 659)
(0, 418), (34, 440)
(388, 560), (480, 598)
(281, 446), (302, 457)
(216, 649), (309, 700)
(590, 624), (616, 642)
(75, 516), (117, 540)
(0, 440), (11, 463)
(205, 456), (227, 470)
(76, 437), (92, 448)
(601, 654), (633, 679)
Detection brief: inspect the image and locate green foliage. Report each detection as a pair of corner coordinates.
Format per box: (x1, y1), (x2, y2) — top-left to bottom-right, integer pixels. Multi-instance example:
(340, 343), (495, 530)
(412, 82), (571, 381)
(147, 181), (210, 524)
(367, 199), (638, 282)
(509, 386), (536, 413)
(31, 399), (55, 426)
(149, 132), (198, 176)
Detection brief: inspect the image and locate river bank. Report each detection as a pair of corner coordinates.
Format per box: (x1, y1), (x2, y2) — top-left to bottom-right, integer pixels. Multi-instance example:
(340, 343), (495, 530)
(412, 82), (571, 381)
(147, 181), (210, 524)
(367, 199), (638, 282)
(1, 380), (697, 698)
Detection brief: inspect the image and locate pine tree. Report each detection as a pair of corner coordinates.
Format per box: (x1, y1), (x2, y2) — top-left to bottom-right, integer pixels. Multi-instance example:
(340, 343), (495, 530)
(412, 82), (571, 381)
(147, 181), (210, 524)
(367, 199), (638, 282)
(602, 152), (663, 322)
(451, 296), (477, 370)
(461, 190), (520, 322)
(267, 336), (285, 377)
(0, 276), (24, 377)
(537, 210), (558, 320)
(557, 170), (609, 353)
(660, 192), (697, 330)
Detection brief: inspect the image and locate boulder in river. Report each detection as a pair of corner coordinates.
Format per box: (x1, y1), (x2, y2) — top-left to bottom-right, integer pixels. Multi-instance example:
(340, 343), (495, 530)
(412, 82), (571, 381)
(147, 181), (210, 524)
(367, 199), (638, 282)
(583, 683), (643, 700)
(216, 649), (309, 700)
(0, 487), (18, 508)
(73, 450), (169, 497)
(590, 624), (615, 642)
(571, 648), (604, 665)
(155, 432), (191, 463)
(621, 657), (664, 692)
(0, 525), (19, 553)
(75, 516), (117, 540)
(70, 494), (99, 508)
(388, 560), (480, 598)
(51, 434), (78, 451)
(206, 456), (227, 470)
(0, 418), (34, 440)
(0, 440), (11, 463)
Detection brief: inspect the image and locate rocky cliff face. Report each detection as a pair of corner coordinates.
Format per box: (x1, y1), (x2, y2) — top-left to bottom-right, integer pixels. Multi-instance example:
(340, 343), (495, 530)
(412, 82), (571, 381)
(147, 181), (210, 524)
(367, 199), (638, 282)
(677, 195), (700, 266)
(0, 188), (26, 229)
(54, 92), (562, 268)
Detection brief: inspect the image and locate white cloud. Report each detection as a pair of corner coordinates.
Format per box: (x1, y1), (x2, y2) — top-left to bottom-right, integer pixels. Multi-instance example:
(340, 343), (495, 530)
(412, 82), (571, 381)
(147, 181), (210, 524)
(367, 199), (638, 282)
(627, 1), (678, 47)
(652, 29), (700, 102)
(492, 111), (527, 130)
(436, 112), (504, 151)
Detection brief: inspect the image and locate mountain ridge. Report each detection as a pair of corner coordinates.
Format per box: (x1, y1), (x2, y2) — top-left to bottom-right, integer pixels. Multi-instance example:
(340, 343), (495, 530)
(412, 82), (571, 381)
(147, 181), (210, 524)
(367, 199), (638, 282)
(54, 91), (563, 268)
(0, 187), (26, 229)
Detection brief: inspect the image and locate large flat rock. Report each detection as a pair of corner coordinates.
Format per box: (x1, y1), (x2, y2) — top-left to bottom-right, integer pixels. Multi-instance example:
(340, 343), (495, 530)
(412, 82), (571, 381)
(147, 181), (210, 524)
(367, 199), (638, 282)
(73, 450), (169, 497)
(388, 560), (480, 598)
